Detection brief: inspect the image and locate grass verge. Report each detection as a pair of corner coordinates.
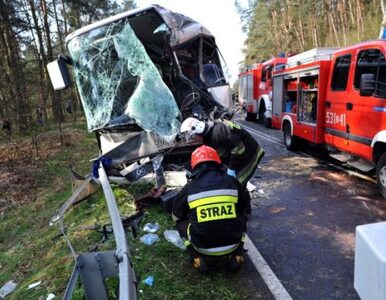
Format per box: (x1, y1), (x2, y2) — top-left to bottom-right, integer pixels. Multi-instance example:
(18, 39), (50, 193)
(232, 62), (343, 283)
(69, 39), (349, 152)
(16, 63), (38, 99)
(0, 120), (257, 299)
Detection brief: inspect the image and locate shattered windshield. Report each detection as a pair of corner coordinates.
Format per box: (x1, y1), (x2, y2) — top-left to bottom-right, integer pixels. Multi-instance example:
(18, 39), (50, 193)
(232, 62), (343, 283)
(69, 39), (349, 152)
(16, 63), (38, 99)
(67, 19), (180, 139)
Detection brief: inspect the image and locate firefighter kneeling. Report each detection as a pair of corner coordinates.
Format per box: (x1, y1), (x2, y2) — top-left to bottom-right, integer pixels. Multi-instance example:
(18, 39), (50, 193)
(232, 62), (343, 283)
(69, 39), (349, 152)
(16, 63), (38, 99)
(172, 145), (251, 272)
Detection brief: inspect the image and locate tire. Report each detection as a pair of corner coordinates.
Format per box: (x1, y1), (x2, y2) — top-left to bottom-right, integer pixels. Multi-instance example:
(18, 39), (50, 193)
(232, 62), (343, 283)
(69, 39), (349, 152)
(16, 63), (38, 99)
(376, 153), (386, 199)
(258, 109), (265, 124)
(244, 110), (256, 121)
(283, 123), (298, 150)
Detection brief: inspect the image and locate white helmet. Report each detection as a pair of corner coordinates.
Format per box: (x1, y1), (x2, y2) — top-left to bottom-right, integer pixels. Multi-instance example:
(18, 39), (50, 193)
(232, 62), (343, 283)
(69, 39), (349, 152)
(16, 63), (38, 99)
(180, 117), (206, 139)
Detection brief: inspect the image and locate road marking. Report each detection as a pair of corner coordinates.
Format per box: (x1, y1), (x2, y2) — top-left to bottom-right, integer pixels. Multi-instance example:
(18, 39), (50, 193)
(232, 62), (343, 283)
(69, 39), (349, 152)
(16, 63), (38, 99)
(234, 119), (283, 145)
(244, 126), (283, 146)
(239, 121), (377, 185)
(245, 235), (293, 300)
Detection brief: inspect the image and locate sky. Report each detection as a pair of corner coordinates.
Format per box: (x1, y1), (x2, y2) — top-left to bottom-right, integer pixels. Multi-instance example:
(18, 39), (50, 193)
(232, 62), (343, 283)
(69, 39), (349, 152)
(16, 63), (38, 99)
(137, 0), (247, 84)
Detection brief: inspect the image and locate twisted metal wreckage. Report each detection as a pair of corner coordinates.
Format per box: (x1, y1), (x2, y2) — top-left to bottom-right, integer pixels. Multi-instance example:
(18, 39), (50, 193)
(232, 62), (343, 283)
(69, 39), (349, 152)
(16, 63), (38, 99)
(47, 4), (234, 299)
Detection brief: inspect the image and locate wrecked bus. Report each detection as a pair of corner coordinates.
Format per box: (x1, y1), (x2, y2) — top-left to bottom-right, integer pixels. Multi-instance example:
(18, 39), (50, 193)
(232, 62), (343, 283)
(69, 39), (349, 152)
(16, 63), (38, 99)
(48, 4), (232, 162)
(47, 5), (233, 299)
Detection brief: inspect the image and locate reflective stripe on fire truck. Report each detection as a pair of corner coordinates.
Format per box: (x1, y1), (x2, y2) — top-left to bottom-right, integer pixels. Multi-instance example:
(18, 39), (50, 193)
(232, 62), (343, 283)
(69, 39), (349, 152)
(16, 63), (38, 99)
(325, 128), (372, 146)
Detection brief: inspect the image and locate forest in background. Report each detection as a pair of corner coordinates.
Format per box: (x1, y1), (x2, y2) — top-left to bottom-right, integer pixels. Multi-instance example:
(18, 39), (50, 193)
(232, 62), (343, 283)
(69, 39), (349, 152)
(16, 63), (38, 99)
(0, 0), (385, 137)
(0, 0), (135, 136)
(237, 0), (385, 67)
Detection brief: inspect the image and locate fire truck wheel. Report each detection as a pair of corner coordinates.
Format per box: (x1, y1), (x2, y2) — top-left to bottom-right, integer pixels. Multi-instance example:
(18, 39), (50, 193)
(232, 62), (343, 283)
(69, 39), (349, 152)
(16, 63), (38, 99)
(244, 111), (256, 121)
(376, 153), (386, 199)
(283, 123), (298, 150)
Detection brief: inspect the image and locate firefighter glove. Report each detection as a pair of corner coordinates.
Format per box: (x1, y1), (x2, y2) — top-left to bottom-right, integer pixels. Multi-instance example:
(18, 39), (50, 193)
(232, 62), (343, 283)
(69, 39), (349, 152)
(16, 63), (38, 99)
(227, 168), (236, 178)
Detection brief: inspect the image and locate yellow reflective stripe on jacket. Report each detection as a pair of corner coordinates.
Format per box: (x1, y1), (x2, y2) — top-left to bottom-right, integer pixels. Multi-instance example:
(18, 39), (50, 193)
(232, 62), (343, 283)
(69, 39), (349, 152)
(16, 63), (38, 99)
(192, 242), (240, 256)
(223, 119), (241, 130)
(197, 202), (236, 222)
(188, 195), (238, 209)
(230, 142), (246, 155)
(187, 189), (238, 202)
(238, 146), (264, 185)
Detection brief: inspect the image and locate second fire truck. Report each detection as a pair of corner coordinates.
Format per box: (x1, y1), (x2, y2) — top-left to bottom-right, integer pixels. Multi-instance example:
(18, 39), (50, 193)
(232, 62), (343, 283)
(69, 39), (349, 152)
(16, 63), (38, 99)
(271, 40), (386, 198)
(238, 57), (287, 127)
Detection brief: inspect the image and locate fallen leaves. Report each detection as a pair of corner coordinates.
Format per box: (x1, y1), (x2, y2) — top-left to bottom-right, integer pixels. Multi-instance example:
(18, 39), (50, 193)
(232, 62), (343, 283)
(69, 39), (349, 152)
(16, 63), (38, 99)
(268, 206), (287, 214)
(0, 129), (82, 213)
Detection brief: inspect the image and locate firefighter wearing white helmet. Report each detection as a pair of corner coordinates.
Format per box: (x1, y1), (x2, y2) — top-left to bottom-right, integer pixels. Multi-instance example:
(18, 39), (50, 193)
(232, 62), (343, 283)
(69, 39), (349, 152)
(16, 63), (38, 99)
(180, 117), (208, 138)
(180, 117), (264, 187)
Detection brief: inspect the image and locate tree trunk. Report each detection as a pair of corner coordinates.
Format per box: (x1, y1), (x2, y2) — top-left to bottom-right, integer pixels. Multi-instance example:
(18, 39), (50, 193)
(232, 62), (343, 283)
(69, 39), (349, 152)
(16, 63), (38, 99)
(53, 0), (65, 53)
(0, 0), (29, 134)
(62, 0), (68, 36)
(28, 0), (50, 121)
(41, 0), (64, 123)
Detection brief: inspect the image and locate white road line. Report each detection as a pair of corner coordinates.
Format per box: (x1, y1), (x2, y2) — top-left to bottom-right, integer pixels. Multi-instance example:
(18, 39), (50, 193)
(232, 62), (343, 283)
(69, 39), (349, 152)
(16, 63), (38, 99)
(244, 127), (283, 146)
(240, 121), (377, 184)
(234, 120), (283, 145)
(245, 235), (293, 300)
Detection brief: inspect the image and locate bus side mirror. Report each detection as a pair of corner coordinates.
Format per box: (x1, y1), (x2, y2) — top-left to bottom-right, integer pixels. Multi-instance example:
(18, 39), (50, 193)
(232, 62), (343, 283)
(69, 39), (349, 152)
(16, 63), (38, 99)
(359, 73), (375, 97)
(47, 56), (71, 90)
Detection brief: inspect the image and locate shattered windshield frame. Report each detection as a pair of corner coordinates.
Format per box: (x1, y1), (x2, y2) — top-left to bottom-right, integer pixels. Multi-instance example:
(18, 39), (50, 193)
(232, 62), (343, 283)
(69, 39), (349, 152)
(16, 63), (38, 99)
(67, 18), (181, 140)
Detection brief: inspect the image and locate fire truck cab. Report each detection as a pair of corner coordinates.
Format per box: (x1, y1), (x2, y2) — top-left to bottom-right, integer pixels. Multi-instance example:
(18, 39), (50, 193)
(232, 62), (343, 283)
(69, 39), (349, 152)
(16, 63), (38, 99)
(239, 57), (286, 127)
(273, 41), (386, 197)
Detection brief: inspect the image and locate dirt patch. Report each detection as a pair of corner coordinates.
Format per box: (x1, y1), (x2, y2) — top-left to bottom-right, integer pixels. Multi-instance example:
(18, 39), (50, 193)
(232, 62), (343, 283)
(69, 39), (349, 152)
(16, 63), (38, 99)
(0, 130), (82, 213)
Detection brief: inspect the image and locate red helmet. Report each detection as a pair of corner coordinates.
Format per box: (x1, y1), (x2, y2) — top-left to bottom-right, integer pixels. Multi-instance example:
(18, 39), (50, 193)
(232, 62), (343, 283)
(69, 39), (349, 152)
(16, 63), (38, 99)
(191, 145), (221, 169)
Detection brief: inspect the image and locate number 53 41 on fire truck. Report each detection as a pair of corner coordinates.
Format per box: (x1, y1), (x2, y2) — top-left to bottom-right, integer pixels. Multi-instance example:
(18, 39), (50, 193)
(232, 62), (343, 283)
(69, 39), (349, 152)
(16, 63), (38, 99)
(269, 41), (386, 198)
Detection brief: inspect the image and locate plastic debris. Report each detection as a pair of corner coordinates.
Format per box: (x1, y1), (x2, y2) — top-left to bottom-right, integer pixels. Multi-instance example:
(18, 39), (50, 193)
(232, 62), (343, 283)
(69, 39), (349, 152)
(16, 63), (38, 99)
(49, 214), (59, 226)
(143, 223), (160, 233)
(258, 189), (265, 194)
(27, 281), (42, 289)
(0, 280), (17, 299)
(143, 275), (154, 286)
(164, 171), (188, 187)
(46, 293), (55, 300)
(246, 181), (256, 192)
(140, 233), (159, 245)
(163, 230), (186, 250)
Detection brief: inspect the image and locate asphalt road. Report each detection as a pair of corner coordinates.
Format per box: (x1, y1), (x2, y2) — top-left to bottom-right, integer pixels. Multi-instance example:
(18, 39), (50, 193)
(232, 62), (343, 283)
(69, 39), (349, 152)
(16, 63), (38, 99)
(238, 117), (386, 299)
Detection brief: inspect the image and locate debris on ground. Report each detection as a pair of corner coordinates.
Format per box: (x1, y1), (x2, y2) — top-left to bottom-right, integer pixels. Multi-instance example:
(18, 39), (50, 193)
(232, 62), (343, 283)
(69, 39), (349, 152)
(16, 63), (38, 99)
(0, 280), (17, 299)
(164, 171), (187, 187)
(27, 280), (42, 289)
(268, 206), (287, 214)
(143, 275), (154, 287)
(143, 223), (160, 233)
(140, 233), (159, 245)
(246, 181), (256, 192)
(163, 229), (186, 250)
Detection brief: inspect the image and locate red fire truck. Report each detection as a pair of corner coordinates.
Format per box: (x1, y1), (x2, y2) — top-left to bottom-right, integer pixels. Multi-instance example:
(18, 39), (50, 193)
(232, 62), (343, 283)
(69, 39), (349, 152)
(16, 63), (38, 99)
(238, 57), (287, 127)
(272, 41), (386, 197)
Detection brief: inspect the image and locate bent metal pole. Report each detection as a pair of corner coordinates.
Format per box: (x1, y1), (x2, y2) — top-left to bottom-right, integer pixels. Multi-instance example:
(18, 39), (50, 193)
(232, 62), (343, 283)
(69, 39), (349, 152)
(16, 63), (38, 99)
(99, 162), (137, 300)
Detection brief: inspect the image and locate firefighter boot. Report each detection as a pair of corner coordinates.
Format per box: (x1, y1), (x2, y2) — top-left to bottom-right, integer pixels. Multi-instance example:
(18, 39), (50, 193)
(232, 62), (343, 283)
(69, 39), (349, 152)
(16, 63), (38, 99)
(188, 245), (209, 273)
(228, 253), (244, 272)
(228, 243), (245, 272)
(192, 255), (209, 273)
